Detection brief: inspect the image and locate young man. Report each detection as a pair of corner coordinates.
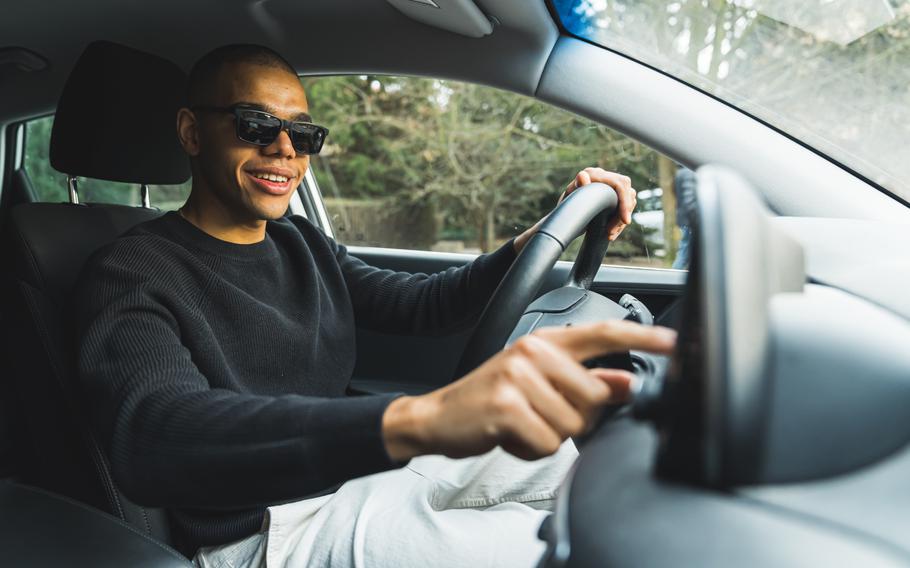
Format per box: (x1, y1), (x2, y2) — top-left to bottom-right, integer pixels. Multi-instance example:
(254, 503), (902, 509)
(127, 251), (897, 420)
(75, 45), (676, 566)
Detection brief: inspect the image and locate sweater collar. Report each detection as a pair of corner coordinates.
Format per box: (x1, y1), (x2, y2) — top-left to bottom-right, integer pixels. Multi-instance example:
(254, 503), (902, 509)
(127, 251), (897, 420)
(163, 211), (278, 261)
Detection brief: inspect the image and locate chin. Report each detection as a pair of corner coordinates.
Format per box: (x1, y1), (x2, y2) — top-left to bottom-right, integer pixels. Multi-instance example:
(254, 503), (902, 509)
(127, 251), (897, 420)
(251, 203), (291, 221)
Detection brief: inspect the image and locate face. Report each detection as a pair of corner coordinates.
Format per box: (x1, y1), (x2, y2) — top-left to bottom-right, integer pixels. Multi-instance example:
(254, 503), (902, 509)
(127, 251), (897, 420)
(184, 62), (311, 222)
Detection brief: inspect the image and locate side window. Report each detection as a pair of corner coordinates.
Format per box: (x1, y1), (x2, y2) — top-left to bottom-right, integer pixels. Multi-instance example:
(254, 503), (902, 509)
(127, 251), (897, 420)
(22, 116), (191, 210)
(303, 76), (691, 269)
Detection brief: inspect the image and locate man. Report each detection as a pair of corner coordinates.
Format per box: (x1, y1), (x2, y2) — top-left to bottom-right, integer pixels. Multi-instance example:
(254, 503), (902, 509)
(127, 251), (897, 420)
(75, 45), (676, 566)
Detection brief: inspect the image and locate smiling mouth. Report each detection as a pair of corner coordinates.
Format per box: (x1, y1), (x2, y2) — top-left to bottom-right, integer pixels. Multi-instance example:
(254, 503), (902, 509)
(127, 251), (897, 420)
(245, 171), (295, 195)
(252, 172), (289, 183)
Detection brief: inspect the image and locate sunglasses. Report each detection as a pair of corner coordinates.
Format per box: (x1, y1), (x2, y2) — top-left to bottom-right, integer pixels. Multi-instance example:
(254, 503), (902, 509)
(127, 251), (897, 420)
(192, 104), (329, 155)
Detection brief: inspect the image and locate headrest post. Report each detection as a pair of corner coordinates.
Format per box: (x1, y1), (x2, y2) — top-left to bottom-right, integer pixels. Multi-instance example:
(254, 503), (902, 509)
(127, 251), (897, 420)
(67, 176), (80, 205)
(140, 184), (151, 208)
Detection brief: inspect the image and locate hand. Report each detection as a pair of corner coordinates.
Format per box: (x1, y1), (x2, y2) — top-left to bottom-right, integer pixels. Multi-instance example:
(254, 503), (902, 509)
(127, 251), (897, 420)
(382, 321), (676, 462)
(561, 167), (637, 242)
(514, 167), (637, 253)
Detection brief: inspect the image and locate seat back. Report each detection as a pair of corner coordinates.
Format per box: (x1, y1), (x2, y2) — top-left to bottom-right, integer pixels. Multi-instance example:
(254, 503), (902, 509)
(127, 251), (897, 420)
(3, 203), (165, 536)
(0, 365), (21, 480)
(0, 41), (190, 545)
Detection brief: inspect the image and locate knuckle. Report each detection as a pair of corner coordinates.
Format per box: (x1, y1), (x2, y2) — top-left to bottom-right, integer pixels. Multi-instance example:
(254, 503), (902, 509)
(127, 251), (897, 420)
(589, 379), (612, 404)
(500, 356), (525, 383)
(529, 327), (558, 344)
(595, 320), (615, 335)
(490, 385), (522, 415)
(543, 437), (562, 455)
(566, 414), (586, 437)
(595, 321), (620, 344)
(512, 335), (543, 358)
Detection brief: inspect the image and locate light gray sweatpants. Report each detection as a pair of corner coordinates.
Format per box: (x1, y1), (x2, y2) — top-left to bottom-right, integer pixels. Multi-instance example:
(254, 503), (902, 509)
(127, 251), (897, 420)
(194, 440), (577, 568)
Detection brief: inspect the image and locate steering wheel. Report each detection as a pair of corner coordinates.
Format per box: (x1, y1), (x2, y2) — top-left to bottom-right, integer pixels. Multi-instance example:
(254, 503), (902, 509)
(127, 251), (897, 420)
(455, 183), (648, 379)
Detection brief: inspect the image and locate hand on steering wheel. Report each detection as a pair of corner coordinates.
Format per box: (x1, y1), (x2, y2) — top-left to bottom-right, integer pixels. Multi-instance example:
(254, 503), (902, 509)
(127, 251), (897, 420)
(560, 168), (637, 242)
(457, 182), (632, 376)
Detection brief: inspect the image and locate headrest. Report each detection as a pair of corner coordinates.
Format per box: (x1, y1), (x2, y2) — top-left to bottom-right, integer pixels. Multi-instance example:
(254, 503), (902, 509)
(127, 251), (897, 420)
(50, 41), (190, 185)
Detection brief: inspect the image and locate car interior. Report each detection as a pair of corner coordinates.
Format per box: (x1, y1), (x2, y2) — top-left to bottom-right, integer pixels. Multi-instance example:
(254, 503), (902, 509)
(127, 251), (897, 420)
(1, 1), (909, 567)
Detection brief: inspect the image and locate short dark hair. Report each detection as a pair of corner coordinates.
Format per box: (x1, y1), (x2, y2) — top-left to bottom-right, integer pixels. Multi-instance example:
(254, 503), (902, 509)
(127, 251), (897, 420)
(186, 44), (297, 106)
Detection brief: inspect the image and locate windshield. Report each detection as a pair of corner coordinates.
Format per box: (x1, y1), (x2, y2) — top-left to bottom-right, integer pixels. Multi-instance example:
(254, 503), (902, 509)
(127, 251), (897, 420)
(552, 0), (910, 201)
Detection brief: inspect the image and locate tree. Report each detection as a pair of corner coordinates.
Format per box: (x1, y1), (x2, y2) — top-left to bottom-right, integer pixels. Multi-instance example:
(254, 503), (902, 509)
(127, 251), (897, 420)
(555, 0), (910, 199)
(304, 75), (672, 257)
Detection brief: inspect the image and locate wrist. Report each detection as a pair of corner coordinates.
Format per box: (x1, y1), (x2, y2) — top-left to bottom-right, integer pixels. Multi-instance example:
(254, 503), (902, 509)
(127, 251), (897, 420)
(382, 394), (435, 462)
(513, 222), (541, 254)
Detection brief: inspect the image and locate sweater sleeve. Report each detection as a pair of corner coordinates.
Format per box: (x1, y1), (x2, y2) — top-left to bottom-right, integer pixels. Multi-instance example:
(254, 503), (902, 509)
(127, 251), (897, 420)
(307, 224), (517, 335)
(75, 249), (404, 510)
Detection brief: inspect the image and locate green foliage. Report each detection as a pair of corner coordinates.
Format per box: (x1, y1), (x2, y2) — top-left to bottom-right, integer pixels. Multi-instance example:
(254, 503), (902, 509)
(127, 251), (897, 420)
(303, 75), (675, 260)
(23, 116), (67, 202)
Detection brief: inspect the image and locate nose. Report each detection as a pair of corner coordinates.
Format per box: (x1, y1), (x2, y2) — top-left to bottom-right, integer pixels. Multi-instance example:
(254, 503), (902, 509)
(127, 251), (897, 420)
(263, 128), (296, 159)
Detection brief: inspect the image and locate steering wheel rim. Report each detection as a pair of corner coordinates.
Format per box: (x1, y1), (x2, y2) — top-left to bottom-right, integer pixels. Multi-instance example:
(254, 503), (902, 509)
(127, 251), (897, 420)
(454, 183), (619, 377)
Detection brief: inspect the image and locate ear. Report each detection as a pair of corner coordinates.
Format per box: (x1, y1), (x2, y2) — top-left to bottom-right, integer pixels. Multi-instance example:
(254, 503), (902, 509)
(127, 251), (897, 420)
(176, 108), (201, 156)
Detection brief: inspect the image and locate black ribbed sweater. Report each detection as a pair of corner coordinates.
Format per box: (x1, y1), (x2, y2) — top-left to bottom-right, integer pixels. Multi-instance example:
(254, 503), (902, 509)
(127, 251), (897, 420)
(73, 212), (516, 556)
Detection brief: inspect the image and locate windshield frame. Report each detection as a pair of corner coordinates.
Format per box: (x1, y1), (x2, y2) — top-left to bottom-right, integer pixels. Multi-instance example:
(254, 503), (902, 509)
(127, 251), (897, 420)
(544, 0), (910, 209)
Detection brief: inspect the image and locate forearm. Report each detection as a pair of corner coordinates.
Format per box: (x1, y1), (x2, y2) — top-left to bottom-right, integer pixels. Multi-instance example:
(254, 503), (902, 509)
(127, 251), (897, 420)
(344, 238), (518, 334)
(512, 217), (545, 254)
(110, 388), (403, 508)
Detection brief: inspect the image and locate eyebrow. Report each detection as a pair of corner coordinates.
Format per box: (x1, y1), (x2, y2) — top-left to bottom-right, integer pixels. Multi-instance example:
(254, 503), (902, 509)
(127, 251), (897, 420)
(234, 101), (312, 123)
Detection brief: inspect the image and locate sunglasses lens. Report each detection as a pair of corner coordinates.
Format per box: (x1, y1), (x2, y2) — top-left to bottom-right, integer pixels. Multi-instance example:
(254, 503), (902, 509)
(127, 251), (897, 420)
(236, 110), (281, 145)
(233, 108), (327, 154)
(291, 124), (328, 155)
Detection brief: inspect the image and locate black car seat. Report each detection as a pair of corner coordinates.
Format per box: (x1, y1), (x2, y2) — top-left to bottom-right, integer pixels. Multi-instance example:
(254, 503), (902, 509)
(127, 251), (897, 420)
(1, 41), (190, 547)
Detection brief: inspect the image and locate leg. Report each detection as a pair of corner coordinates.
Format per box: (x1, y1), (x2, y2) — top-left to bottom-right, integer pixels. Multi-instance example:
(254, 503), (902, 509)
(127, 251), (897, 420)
(265, 440), (578, 568)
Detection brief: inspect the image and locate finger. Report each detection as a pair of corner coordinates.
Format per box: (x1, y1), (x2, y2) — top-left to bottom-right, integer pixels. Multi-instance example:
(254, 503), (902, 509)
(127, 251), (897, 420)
(607, 221), (628, 241)
(582, 170), (634, 224)
(496, 393), (565, 460)
(621, 186), (636, 225)
(533, 321), (677, 362)
(577, 170), (591, 188)
(511, 336), (613, 418)
(588, 368), (635, 402)
(503, 355), (587, 438)
(562, 170), (594, 204)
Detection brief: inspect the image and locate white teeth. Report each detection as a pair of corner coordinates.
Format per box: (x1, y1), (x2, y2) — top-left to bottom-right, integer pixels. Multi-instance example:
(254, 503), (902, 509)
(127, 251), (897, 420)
(253, 173), (289, 183)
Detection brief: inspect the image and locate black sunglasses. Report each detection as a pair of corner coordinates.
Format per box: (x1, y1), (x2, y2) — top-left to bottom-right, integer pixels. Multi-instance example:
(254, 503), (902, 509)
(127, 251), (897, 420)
(192, 104), (329, 155)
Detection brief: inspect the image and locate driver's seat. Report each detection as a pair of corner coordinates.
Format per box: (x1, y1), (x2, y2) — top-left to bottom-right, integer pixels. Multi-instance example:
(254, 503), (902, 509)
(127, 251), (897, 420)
(1, 41), (189, 547)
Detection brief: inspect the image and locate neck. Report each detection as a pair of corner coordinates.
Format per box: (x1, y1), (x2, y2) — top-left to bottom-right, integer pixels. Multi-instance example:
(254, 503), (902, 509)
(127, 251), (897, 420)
(179, 187), (267, 245)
